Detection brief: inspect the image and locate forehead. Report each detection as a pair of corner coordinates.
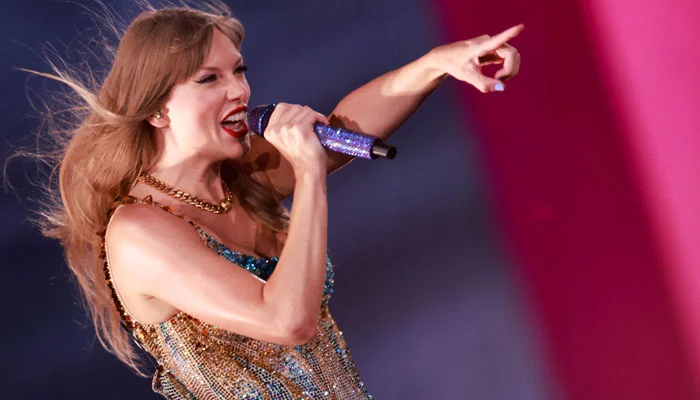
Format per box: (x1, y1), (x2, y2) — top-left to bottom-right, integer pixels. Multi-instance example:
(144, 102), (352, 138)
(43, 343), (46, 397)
(202, 28), (242, 66)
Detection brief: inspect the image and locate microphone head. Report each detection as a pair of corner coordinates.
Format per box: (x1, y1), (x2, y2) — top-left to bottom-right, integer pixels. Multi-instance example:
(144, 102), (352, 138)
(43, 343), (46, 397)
(247, 104), (277, 136)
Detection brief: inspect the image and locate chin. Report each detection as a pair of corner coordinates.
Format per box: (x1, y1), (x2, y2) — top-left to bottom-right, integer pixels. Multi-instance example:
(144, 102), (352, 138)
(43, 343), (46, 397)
(224, 135), (250, 159)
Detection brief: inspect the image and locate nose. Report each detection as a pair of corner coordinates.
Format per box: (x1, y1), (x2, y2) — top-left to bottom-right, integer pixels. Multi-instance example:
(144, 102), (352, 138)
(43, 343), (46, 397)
(225, 75), (249, 102)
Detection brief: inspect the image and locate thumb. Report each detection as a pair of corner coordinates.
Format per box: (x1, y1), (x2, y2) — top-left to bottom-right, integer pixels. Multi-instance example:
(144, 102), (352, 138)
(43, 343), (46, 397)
(315, 112), (330, 126)
(471, 74), (505, 93)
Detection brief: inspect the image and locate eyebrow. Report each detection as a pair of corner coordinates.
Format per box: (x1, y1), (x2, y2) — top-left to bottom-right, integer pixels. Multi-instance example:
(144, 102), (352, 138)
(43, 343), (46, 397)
(198, 58), (244, 72)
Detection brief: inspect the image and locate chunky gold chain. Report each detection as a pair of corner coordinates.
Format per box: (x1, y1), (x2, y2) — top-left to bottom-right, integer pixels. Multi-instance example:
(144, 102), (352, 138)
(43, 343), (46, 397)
(137, 173), (235, 214)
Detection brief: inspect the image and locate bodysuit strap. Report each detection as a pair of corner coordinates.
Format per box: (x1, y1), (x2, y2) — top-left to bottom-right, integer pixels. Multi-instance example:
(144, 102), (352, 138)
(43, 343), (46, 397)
(112, 194), (205, 229)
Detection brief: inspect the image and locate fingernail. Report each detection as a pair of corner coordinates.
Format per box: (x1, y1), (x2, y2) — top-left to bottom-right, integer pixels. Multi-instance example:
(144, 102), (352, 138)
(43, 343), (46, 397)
(494, 83), (505, 92)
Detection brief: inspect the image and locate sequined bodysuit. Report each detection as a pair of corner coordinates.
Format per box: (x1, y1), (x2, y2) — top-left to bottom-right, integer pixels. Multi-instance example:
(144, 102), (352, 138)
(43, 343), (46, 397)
(101, 196), (373, 399)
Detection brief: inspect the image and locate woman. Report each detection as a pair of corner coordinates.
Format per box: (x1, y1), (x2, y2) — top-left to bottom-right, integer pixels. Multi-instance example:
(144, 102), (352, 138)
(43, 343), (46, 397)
(35, 2), (522, 399)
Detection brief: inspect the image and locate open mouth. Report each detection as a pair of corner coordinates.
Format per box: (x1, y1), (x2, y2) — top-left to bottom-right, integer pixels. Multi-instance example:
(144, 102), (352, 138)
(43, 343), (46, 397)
(220, 106), (248, 138)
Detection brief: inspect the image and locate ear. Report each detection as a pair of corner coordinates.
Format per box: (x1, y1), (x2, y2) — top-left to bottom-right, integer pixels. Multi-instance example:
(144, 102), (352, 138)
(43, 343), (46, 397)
(147, 112), (170, 128)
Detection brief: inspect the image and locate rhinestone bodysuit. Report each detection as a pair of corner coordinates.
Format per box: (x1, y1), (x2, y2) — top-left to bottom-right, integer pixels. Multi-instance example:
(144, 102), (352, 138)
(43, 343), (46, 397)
(100, 195), (373, 399)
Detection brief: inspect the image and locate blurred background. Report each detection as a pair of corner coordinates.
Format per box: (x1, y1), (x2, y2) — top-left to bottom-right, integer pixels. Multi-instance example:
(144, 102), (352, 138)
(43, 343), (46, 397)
(1, 0), (698, 399)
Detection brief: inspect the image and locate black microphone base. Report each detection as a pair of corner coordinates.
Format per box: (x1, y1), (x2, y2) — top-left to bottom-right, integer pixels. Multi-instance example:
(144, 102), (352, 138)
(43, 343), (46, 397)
(371, 141), (397, 159)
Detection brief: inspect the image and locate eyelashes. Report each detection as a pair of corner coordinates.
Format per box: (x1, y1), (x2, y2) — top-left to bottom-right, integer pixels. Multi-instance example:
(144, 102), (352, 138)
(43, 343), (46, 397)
(195, 65), (248, 84)
(196, 75), (217, 84)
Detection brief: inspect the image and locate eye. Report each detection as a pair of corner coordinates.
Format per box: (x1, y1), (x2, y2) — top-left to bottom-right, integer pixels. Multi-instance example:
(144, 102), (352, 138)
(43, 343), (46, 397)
(196, 74), (217, 84)
(235, 65), (248, 74)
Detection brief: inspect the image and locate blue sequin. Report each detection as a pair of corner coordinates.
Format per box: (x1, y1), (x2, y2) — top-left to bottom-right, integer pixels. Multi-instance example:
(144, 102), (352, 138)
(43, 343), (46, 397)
(199, 229), (335, 303)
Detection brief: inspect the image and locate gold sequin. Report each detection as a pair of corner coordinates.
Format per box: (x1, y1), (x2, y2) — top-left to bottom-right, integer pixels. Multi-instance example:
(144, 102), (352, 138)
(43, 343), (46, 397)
(100, 195), (373, 399)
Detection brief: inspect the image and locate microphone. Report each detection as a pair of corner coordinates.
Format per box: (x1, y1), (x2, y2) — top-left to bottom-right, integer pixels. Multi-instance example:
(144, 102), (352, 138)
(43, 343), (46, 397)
(247, 104), (397, 160)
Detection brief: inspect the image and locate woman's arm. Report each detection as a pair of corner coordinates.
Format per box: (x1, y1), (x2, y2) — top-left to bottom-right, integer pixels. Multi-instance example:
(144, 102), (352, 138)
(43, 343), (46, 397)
(105, 173), (326, 346)
(252, 25), (523, 197)
(262, 169), (327, 338)
(326, 24), (524, 173)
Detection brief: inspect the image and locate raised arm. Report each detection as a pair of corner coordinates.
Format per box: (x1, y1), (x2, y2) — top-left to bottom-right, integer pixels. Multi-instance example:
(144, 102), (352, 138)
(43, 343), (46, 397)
(326, 24), (524, 173)
(255, 25), (523, 197)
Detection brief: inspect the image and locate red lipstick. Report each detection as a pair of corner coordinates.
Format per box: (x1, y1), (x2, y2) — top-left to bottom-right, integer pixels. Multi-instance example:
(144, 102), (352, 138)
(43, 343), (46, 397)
(220, 106), (248, 138)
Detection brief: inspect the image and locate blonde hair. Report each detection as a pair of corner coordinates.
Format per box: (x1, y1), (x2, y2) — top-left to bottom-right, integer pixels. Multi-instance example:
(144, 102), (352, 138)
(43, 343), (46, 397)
(21, 1), (289, 375)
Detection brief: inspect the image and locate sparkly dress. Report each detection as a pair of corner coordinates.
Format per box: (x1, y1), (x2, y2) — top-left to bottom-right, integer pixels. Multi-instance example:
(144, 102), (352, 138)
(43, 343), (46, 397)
(100, 195), (374, 399)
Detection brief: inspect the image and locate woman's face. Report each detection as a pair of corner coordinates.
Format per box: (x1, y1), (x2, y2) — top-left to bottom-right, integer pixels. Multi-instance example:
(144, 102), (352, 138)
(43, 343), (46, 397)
(158, 28), (251, 160)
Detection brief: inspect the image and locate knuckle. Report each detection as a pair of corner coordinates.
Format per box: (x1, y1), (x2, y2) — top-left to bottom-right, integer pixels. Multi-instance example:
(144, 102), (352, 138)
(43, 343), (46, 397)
(501, 47), (514, 56)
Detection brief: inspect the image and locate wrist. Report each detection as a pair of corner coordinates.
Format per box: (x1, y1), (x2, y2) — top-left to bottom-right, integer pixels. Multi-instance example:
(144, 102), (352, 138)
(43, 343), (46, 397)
(294, 166), (327, 184)
(421, 48), (450, 83)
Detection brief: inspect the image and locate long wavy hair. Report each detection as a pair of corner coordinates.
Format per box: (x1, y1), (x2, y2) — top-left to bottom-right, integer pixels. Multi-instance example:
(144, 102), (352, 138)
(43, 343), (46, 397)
(22, 1), (289, 375)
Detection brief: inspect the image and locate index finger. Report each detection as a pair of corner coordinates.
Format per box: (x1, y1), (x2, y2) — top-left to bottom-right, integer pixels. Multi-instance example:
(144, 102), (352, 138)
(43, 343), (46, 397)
(474, 24), (524, 56)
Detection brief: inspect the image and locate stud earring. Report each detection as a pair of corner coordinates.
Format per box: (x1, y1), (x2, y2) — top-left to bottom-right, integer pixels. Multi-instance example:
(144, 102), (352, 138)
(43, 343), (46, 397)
(153, 111), (163, 119)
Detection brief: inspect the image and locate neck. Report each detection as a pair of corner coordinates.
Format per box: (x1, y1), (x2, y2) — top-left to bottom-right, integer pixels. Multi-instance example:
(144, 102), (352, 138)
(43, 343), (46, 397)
(144, 146), (227, 202)
(142, 128), (238, 202)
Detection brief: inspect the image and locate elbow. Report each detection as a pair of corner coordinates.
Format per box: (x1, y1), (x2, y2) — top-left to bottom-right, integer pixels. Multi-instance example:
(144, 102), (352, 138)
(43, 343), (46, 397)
(277, 317), (319, 346)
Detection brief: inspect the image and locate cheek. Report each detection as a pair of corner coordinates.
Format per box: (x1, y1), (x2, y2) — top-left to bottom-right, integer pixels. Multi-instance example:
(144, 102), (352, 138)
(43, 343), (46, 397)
(168, 91), (219, 128)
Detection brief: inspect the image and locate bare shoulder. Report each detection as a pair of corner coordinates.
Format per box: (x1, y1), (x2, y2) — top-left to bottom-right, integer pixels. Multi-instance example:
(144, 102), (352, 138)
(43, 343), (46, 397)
(104, 203), (203, 289)
(106, 202), (191, 239)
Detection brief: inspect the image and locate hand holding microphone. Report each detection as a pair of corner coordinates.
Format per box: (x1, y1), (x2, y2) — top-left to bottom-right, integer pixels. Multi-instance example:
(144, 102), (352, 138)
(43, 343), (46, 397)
(250, 103), (329, 176)
(248, 104), (397, 160)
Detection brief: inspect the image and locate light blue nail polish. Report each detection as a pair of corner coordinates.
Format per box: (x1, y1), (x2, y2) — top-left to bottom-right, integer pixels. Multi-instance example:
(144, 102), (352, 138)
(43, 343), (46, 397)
(494, 83), (505, 92)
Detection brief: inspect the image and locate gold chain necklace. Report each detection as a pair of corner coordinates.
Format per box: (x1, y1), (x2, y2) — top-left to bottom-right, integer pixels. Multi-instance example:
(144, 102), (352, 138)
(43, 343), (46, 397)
(137, 173), (235, 214)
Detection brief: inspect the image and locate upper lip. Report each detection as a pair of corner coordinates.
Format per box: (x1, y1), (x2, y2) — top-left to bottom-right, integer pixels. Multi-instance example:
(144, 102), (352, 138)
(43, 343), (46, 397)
(221, 105), (248, 123)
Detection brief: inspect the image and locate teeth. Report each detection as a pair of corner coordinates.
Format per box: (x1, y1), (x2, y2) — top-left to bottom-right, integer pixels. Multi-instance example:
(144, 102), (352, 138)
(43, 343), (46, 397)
(223, 111), (246, 123)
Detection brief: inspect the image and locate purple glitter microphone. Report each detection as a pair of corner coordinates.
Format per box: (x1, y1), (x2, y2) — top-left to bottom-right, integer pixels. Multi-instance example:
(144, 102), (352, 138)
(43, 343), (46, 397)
(247, 104), (397, 160)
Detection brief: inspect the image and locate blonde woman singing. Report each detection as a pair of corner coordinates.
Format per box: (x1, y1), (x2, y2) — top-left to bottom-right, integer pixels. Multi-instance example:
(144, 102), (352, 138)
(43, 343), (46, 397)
(31, 2), (522, 398)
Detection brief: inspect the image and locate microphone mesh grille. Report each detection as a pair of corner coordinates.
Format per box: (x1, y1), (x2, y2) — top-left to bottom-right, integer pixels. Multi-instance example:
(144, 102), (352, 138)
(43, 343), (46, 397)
(246, 104), (277, 136)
